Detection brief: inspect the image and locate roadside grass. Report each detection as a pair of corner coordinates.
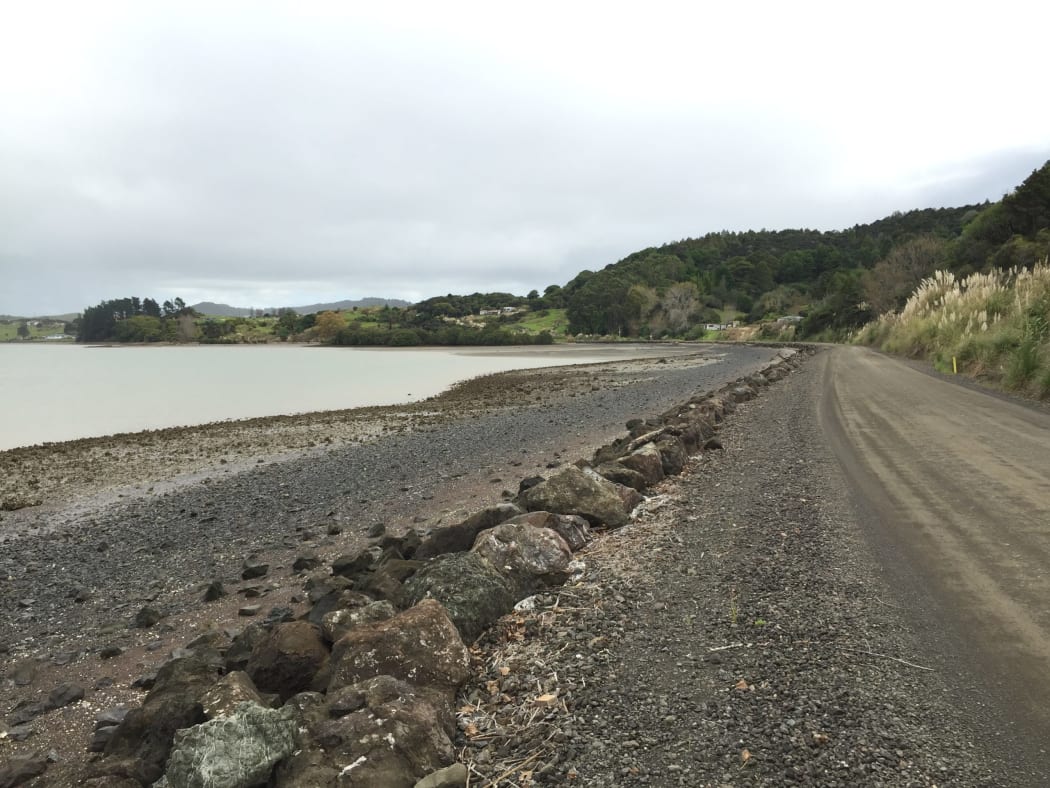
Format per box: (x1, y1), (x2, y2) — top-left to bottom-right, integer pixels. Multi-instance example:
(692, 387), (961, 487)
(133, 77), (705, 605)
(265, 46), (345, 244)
(854, 260), (1050, 398)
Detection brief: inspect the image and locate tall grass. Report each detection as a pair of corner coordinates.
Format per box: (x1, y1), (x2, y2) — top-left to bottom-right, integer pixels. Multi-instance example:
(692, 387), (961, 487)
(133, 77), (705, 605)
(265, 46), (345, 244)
(854, 260), (1050, 397)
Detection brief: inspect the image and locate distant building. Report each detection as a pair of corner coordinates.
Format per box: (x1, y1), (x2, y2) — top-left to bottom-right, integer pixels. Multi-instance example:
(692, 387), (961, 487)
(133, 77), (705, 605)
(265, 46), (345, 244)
(776, 315), (803, 324)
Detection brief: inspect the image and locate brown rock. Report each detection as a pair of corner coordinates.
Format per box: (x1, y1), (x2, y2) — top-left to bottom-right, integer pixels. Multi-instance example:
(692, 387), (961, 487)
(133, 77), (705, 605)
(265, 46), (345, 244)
(200, 671), (267, 720)
(414, 503), (524, 560)
(619, 443), (665, 486)
(278, 675), (455, 788)
(246, 621), (329, 702)
(328, 600), (470, 707)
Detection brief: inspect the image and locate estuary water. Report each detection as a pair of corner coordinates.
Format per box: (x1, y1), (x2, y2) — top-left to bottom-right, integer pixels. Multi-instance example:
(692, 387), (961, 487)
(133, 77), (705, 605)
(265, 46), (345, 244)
(0, 342), (694, 451)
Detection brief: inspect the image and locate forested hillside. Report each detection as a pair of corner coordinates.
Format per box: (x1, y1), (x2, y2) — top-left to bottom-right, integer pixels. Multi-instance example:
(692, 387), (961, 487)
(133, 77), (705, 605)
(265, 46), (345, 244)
(559, 159), (1050, 340)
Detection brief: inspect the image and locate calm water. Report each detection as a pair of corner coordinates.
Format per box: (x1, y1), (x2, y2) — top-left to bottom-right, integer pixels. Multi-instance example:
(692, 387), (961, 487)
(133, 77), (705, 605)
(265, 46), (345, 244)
(0, 343), (692, 450)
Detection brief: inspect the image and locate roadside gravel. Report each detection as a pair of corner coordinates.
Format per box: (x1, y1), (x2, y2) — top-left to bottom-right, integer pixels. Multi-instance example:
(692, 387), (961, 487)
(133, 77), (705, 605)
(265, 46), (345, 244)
(460, 352), (1010, 786)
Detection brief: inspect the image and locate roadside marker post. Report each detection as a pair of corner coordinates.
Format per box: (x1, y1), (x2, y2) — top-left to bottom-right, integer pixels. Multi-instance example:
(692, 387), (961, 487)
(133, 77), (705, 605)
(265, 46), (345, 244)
(952, 356), (957, 374)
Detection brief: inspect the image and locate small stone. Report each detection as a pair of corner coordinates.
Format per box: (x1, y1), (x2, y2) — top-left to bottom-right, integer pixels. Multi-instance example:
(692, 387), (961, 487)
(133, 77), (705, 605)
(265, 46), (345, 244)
(203, 581), (226, 602)
(47, 682), (85, 709)
(241, 559), (270, 580)
(239, 605), (262, 617)
(134, 606), (162, 628)
(100, 645), (122, 659)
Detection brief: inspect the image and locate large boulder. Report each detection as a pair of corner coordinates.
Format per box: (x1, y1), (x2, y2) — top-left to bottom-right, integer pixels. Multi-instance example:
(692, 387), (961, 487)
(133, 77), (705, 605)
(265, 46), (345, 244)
(502, 511), (592, 551)
(472, 523), (573, 592)
(517, 465), (630, 528)
(103, 654), (221, 784)
(619, 443), (665, 486)
(161, 702), (298, 788)
(246, 621), (329, 702)
(277, 676), (454, 788)
(414, 503), (523, 560)
(328, 600), (470, 709)
(401, 552), (518, 643)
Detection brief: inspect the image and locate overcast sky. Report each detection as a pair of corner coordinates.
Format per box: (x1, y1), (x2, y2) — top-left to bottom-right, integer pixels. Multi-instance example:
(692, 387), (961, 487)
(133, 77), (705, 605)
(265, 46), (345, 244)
(3, 1), (1048, 316)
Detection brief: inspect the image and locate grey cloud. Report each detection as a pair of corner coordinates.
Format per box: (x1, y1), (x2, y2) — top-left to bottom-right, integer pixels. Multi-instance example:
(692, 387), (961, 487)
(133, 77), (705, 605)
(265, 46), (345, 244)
(2, 7), (1048, 316)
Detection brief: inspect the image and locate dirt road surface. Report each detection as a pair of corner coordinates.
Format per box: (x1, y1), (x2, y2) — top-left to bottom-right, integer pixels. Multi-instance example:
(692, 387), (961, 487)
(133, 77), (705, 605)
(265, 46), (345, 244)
(821, 346), (1050, 775)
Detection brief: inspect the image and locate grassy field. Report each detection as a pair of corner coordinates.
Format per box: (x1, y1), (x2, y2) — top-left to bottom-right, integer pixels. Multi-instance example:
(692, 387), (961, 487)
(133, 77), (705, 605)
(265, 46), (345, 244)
(855, 260), (1050, 397)
(507, 308), (568, 336)
(0, 319), (70, 341)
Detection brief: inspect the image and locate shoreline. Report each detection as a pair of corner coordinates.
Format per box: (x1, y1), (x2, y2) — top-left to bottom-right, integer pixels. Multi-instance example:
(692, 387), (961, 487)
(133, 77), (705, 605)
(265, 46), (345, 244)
(0, 341), (709, 455)
(0, 348), (726, 526)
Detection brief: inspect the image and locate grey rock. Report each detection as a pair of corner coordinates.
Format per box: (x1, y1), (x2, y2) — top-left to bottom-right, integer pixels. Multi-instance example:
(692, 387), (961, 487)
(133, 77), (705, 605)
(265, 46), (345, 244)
(503, 511), (593, 552)
(134, 606), (162, 628)
(402, 552), (518, 643)
(517, 465), (630, 528)
(162, 703), (299, 788)
(330, 548), (376, 580)
(291, 552), (321, 572)
(0, 751), (47, 788)
(47, 681), (85, 709)
(321, 600), (396, 643)
(240, 559), (269, 580)
(203, 581), (226, 602)
(472, 523), (573, 591)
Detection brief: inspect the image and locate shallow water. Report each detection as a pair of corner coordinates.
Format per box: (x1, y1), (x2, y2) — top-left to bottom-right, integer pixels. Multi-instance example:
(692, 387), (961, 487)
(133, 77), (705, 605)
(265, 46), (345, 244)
(0, 342), (698, 450)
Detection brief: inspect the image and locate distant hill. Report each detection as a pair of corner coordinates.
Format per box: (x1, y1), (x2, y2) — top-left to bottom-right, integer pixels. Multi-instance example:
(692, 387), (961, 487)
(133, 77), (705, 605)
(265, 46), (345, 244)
(0, 313), (77, 322)
(191, 298), (411, 317)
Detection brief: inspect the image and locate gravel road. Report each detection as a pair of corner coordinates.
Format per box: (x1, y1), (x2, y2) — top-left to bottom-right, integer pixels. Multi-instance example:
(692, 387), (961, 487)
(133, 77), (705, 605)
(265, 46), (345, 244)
(461, 349), (1028, 786)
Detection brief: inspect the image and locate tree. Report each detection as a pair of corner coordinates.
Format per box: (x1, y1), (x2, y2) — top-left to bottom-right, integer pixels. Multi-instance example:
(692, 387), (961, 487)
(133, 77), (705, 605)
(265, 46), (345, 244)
(863, 236), (946, 315)
(661, 282), (701, 335)
(16, 321), (30, 339)
(275, 310), (299, 340)
(314, 311), (345, 341)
